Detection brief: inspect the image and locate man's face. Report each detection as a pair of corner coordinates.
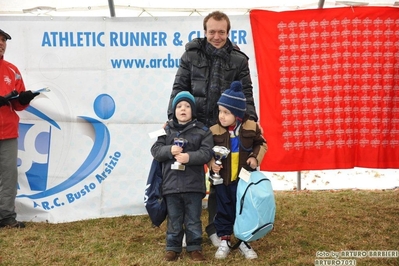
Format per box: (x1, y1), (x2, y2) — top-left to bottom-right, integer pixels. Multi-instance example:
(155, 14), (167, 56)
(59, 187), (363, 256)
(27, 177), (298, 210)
(204, 17), (228, 49)
(0, 35), (7, 58)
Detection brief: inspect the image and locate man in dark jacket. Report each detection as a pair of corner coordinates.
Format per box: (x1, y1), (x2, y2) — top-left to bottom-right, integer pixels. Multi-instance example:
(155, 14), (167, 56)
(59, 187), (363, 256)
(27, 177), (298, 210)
(167, 11), (259, 247)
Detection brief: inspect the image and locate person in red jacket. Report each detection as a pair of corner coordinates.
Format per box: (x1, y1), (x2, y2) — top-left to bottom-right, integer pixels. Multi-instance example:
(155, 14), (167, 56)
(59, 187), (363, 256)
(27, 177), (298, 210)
(0, 29), (39, 229)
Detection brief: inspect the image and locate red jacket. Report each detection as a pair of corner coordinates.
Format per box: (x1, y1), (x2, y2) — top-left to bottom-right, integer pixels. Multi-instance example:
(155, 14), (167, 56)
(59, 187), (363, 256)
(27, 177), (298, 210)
(0, 56), (27, 140)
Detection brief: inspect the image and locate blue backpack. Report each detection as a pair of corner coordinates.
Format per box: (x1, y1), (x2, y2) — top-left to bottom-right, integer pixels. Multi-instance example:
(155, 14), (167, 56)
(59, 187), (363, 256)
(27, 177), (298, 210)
(233, 171), (276, 243)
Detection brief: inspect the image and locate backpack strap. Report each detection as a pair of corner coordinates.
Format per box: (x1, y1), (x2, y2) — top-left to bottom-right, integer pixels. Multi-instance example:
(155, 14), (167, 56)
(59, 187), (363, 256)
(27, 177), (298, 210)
(227, 239), (247, 250)
(228, 239), (243, 250)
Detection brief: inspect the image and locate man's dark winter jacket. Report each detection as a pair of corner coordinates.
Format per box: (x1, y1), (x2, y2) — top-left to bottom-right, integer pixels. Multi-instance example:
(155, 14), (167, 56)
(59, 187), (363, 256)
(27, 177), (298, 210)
(168, 38), (258, 127)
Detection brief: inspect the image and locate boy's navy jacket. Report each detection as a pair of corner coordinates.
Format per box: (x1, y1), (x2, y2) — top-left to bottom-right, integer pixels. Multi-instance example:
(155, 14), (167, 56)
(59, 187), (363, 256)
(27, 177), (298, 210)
(144, 159), (166, 227)
(151, 119), (213, 197)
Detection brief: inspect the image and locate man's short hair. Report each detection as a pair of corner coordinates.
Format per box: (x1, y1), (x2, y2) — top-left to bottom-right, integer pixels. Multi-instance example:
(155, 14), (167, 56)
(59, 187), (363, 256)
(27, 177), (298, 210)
(203, 11), (231, 34)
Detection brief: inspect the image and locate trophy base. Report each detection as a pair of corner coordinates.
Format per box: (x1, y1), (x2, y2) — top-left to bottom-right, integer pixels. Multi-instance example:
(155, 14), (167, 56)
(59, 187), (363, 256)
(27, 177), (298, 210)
(171, 164), (185, 171)
(209, 176), (223, 185)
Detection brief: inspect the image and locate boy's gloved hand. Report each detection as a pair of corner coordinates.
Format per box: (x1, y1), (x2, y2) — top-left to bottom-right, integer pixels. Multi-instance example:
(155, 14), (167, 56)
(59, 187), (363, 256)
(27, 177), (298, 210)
(0, 96), (9, 107)
(18, 90), (40, 105)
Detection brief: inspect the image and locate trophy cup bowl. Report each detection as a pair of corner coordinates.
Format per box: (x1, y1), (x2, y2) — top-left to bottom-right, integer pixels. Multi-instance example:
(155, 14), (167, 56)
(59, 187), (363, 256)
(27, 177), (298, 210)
(171, 137), (188, 171)
(209, 146), (230, 185)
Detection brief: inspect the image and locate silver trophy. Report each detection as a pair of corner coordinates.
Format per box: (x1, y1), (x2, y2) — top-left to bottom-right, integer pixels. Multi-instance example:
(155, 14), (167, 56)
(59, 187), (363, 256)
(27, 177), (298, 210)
(171, 137), (188, 171)
(209, 146), (230, 185)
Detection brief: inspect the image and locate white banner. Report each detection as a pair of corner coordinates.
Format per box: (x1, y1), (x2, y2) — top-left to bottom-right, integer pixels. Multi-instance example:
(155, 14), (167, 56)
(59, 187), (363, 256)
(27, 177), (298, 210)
(0, 16), (258, 223)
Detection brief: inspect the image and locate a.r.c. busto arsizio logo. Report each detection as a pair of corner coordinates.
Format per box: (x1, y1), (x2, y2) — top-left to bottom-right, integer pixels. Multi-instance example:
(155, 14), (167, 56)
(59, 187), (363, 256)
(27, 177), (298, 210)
(16, 93), (119, 211)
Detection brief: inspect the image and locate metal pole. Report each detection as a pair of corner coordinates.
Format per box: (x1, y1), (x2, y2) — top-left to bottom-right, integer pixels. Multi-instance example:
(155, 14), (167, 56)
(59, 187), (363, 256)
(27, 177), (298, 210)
(297, 171), (301, 191)
(318, 0), (326, 8)
(108, 0), (116, 17)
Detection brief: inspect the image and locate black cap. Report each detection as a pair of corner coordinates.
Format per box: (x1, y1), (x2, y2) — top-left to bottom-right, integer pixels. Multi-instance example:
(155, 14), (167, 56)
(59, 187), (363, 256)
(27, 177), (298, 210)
(0, 29), (11, 40)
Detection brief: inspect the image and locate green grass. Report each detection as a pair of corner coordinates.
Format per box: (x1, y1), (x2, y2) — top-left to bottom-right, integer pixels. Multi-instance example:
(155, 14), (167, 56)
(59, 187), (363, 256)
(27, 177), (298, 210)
(1, 190), (398, 265)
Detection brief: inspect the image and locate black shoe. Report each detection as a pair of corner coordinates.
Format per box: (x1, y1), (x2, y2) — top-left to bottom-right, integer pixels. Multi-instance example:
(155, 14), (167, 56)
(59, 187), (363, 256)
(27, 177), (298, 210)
(0, 218), (26, 228)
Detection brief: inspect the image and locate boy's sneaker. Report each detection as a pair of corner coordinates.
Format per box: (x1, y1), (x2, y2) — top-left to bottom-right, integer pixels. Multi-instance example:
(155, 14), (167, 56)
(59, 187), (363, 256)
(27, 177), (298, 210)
(215, 240), (230, 259)
(239, 241), (258, 259)
(209, 233), (221, 247)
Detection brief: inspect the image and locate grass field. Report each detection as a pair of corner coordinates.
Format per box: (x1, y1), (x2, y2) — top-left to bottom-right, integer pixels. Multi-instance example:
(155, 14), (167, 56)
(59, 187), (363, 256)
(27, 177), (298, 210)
(0, 189), (398, 265)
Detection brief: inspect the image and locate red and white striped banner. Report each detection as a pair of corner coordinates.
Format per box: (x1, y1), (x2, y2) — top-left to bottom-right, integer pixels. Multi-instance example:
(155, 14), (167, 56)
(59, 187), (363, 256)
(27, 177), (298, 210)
(250, 7), (399, 171)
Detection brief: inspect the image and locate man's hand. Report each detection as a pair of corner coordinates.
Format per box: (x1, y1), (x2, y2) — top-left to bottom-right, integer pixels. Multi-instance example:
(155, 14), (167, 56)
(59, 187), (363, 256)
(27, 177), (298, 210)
(0, 96), (9, 107)
(18, 90), (40, 105)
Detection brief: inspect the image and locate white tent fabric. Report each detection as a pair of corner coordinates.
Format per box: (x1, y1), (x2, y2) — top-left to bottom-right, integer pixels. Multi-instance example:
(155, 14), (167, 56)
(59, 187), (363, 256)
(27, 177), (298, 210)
(0, 0), (398, 17)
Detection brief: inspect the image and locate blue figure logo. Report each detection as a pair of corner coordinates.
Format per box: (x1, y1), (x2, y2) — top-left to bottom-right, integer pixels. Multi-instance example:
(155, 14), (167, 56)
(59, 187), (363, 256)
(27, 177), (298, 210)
(17, 94), (116, 201)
